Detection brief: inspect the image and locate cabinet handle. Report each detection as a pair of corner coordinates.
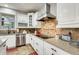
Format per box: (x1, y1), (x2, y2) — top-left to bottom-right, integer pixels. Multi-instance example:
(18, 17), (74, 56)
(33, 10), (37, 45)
(31, 38), (32, 40)
(51, 53), (54, 55)
(51, 48), (56, 52)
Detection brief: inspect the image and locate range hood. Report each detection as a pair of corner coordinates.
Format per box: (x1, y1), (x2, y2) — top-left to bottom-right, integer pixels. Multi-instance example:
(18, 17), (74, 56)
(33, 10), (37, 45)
(37, 3), (56, 21)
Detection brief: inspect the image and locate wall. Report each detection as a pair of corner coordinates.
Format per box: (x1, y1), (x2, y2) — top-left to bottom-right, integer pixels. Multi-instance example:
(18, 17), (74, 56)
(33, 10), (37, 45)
(38, 19), (57, 37)
(57, 28), (79, 40)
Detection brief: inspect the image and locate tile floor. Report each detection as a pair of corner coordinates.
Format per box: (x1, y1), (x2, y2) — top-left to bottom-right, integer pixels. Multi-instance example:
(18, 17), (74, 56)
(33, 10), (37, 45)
(7, 44), (38, 55)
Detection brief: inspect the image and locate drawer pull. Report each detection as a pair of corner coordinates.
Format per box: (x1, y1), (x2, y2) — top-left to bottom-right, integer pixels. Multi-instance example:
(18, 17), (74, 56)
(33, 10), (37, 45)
(31, 38), (32, 40)
(51, 48), (56, 52)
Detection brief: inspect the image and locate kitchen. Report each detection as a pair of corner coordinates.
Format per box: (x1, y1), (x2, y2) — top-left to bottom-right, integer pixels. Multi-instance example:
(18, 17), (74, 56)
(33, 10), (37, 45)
(0, 3), (79, 55)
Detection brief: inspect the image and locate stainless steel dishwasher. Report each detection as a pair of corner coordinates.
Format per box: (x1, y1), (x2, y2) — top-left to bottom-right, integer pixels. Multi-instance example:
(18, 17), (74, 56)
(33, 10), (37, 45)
(16, 33), (26, 47)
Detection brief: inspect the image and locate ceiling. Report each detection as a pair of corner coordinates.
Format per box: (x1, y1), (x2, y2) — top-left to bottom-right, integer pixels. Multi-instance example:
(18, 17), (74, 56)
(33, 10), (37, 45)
(0, 3), (45, 12)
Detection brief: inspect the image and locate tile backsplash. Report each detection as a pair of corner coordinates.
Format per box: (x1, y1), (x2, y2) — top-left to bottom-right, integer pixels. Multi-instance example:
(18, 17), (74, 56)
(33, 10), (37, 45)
(38, 19), (57, 37)
(58, 28), (79, 40)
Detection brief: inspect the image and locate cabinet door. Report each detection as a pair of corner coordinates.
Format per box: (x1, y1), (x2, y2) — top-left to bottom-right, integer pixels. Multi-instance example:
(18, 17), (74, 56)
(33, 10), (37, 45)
(0, 42), (6, 55)
(33, 36), (44, 55)
(44, 41), (57, 55)
(28, 13), (33, 27)
(32, 12), (38, 28)
(6, 35), (16, 49)
(57, 3), (75, 25)
(16, 12), (22, 23)
(16, 12), (28, 23)
(26, 34), (30, 44)
(30, 35), (44, 55)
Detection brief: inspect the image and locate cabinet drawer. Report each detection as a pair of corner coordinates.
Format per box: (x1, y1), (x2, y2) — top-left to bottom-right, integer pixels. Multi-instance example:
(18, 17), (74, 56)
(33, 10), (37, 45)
(44, 41), (70, 55)
(44, 44), (57, 55)
(56, 48), (70, 55)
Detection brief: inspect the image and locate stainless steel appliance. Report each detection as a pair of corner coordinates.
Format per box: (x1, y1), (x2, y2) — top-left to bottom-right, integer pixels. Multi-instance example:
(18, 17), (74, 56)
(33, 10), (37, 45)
(37, 3), (56, 21)
(16, 33), (26, 47)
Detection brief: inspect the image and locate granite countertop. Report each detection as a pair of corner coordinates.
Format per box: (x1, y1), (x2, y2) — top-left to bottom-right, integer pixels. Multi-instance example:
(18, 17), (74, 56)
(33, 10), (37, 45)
(33, 34), (79, 55)
(27, 34), (79, 55)
(44, 38), (79, 55)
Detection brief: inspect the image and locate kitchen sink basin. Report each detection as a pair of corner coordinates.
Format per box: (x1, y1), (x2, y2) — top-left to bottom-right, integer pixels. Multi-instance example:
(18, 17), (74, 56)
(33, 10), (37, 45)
(69, 40), (79, 48)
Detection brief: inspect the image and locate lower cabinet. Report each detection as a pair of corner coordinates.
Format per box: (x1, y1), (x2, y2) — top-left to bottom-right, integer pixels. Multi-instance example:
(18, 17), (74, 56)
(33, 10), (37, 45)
(26, 34), (31, 44)
(30, 35), (44, 55)
(0, 42), (6, 55)
(6, 35), (16, 49)
(44, 41), (70, 55)
(44, 41), (57, 55)
(26, 34), (71, 55)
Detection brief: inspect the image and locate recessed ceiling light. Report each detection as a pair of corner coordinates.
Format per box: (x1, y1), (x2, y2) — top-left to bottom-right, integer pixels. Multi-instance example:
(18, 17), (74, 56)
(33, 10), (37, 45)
(4, 4), (8, 7)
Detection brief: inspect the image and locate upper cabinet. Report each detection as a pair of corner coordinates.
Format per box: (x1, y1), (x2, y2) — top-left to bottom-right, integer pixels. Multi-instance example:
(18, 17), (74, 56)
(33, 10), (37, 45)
(57, 3), (79, 28)
(16, 12), (39, 28)
(16, 12), (28, 28)
(27, 12), (40, 28)
(27, 13), (33, 28)
(32, 12), (41, 28)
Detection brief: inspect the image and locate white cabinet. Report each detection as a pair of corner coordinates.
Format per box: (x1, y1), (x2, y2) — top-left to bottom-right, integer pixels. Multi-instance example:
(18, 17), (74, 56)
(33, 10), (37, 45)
(27, 12), (40, 28)
(16, 12), (28, 28)
(26, 34), (44, 55)
(57, 3), (77, 28)
(6, 35), (16, 49)
(44, 41), (57, 55)
(32, 36), (44, 55)
(32, 12), (39, 28)
(0, 43), (6, 55)
(26, 34), (31, 44)
(16, 12), (39, 28)
(26, 34), (70, 55)
(16, 12), (27, 23)
(0, 39), (6, 55)
(44, 41), (70, 55)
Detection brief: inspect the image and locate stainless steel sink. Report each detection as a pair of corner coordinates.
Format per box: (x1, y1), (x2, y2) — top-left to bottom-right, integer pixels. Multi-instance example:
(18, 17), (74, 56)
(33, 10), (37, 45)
(69, 40), (79, 48)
